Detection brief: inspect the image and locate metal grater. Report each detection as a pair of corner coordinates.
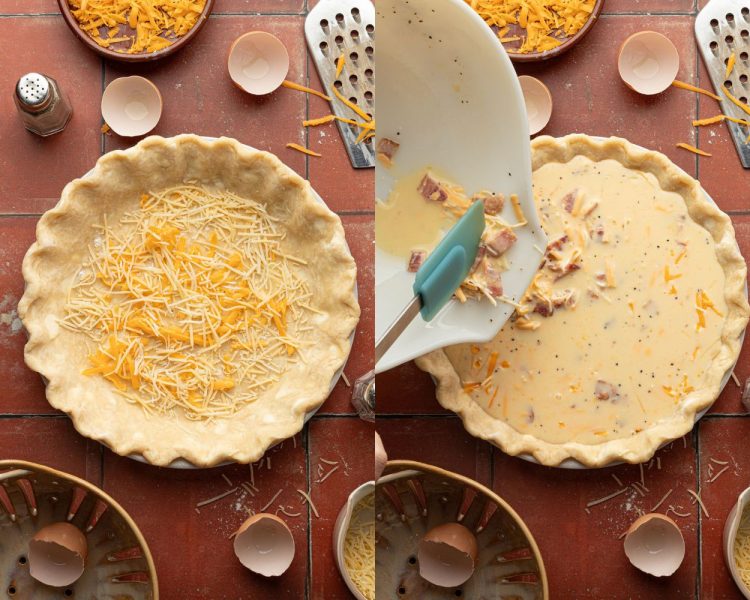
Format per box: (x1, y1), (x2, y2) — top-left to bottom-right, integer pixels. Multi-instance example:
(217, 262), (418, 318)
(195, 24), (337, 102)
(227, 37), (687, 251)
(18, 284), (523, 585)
(305, 0), (375, 169)
(696, 0), (750, 168)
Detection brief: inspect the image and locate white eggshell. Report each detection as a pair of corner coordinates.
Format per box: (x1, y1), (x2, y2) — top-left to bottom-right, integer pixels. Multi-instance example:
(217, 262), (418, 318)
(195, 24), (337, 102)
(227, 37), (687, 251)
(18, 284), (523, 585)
(518, 75), (553, 136)
(233, 513), (295, 577)
(29, 522), (88, 587)
(375, 432), (387, 480)
(101, 76), (162, 137)
(228, 32), (290, 95)
(618, 31), (679, 95)
(418, 522), (478, 587)
(624, 513), (685, 577)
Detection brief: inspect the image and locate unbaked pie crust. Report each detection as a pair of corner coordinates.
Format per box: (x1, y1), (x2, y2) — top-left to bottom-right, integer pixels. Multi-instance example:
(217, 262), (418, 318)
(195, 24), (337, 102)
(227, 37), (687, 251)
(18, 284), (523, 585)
(19, 135), (360, 467)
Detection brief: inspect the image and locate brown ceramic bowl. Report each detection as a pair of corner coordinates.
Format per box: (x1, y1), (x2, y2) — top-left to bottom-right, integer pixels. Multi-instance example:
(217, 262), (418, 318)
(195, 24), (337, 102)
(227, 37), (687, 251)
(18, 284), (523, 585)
(377, 460), (549, 599)
(503, 0), (605, 63)
(0, 460), (158, 599)
(56, 0), (214, 62)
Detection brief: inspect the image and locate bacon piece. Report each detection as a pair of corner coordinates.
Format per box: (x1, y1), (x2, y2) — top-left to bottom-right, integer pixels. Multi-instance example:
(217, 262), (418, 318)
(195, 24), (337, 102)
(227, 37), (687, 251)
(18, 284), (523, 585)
(482, 263), (503, 297)
(554, 262), (580, 280)
(407, 250), (426, 272)
(417, 173), (448, 202)
(485, 228), (517, 257)
(547, 235), (568, 252)
(376, 138), (400, 166)
(595, 380), (620, 401)
(533, 302), (554, 317)
(561, 190), (578, 213)
(470, 244), (487, 273)
(552, 289), (578, 309)
(473, 192), (504, 215)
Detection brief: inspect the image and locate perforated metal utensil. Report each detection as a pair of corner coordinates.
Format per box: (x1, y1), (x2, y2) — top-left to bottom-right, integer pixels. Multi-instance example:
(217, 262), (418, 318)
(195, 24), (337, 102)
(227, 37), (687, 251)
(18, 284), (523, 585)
(696, 0), (750, 168)
(305, 0), (375, 168)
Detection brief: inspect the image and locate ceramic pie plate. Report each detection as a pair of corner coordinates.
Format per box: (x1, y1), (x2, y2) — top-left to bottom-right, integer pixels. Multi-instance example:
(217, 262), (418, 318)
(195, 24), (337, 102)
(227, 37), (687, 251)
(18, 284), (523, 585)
(419, 136), (748, 469)
(0, 460), (157, 599)
(376, 460), (548, 599)
(19, 135), (359, 469)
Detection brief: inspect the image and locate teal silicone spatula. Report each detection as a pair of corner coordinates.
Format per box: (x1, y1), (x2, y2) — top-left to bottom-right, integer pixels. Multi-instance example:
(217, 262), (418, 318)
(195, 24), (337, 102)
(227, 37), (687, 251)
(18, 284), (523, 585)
(375, 201), (486, 363)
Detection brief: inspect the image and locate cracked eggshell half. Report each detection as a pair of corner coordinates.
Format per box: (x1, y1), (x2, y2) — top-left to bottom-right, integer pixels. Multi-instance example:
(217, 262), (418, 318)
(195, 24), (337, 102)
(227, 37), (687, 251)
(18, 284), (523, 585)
(375, 432), (387, 480)
(618, 31), (679, 95)
(101, 76), (162, 137)
(233, 512), (295, 577)
(418, 522), (478, 587)
(29, 522), (88, 587)
(624, 513), (685, 577)
(228, 31), (289, 95)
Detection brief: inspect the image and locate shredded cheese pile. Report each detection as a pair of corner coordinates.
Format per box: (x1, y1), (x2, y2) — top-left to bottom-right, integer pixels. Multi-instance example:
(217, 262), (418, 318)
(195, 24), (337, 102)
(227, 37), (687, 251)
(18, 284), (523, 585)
(735, 506), (750, 590)
(467, 0), (596, 54)
(343, 493), (375, 600)
(62, 185), (314, 420)
(67, 0), (206, 54)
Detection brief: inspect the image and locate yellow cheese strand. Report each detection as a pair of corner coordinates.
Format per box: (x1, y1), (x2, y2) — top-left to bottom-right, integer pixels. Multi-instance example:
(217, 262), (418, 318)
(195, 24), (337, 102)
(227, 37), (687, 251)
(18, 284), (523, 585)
(676, 142), (712, 157)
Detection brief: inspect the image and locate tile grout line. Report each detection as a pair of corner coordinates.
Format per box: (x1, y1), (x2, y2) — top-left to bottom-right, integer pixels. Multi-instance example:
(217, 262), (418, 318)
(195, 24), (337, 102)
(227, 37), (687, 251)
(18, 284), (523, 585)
(694, 420), (703, 599)
(304, 423), (312, 600)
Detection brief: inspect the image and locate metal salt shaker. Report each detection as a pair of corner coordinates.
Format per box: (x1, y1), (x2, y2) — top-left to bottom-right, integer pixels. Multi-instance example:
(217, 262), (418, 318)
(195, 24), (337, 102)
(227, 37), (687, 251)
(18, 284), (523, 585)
(14, 73), (73, 137)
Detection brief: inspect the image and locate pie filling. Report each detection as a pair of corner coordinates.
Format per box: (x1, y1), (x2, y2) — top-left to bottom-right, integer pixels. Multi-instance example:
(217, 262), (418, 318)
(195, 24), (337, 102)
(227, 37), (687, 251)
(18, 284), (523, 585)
(62, 185), (315, 420)
(445, 154), (727, 445)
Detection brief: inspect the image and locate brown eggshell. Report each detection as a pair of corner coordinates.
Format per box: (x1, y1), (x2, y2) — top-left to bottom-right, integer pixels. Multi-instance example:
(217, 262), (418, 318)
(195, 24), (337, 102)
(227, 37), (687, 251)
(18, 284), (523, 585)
(228, 31), (290, 95)
(518, 75), (553, 135)
(233, 512), (295, 577)
(618, 31), (679, 95)
(375, 432), (387, 480)
(29, 522), (88, 587)
(101, 76), (162, 137)
(418, 522), (478, 587)
(624, 513), (685, 577)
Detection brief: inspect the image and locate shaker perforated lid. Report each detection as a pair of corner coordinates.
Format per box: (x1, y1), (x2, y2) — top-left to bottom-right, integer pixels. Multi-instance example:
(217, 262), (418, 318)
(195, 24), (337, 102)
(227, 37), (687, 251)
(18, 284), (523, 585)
(16, 73), (50, 106)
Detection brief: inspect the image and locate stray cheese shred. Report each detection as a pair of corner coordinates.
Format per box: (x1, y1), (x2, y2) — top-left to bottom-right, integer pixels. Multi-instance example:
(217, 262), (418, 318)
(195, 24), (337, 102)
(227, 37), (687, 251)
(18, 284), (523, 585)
(62, 186), (314, 420)
(343, 493), (375, 600)
(286, 143), (322, 157)
(67, 0), (206, 54)
(467, 0), (596, 54)
(726, 52), (737, 79)
(671, 80), (722, 102)
(676, 143), (712, 157)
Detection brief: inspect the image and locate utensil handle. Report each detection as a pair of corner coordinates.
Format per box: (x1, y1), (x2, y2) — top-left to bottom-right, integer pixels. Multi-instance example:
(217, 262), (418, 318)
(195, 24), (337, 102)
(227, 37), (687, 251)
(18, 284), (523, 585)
(375, 294), (422, 364)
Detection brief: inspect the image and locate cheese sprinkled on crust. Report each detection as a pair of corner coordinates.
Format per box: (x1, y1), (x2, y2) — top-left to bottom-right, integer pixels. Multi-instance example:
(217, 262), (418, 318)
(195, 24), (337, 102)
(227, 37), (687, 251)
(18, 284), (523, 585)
(62, 185), (313, 420)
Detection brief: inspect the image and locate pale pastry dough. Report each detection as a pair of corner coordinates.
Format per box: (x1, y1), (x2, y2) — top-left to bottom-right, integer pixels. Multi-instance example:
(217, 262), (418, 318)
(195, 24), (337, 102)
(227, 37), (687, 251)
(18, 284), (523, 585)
(417, 135), (749, 467)
(19, 135), (360, 467)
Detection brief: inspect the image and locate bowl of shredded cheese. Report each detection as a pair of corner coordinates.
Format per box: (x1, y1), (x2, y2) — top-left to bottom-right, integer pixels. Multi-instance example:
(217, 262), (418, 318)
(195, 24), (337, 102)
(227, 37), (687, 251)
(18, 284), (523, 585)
(58, 0), (215, 62)
(334, 481), (376, 600)
(725, 486), (750, 598)
(466, 0), (606, 62)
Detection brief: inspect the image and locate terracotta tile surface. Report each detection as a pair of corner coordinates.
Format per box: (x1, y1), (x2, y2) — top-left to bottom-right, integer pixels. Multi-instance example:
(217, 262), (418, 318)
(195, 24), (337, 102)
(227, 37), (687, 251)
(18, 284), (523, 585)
(0, 17), (102, 215)
(603, 0), (696, 14)
(308, 417), (374, 599)
(378, 417), (493, 486)
(377, 361), (450, 415)
(492, 439), (699, 599)
(0, 417), (101, 483)
(517, 15), (699, 177)
(696, 60), (750, 213)
(320, 215), (374, 415)
(0, 217), (50, 415)
(102, 437), (309, 599)
(0, 1), (57, 14)
(699, 417), (749, 600)
(103, 15), (308, 177)
(214, 0), (305, 14)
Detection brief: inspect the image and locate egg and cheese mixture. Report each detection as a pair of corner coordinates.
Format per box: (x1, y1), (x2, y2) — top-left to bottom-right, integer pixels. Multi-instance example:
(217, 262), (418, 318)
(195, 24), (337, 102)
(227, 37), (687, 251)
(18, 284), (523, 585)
(446, 155), (727, 445)
(62, 186), (314, 420)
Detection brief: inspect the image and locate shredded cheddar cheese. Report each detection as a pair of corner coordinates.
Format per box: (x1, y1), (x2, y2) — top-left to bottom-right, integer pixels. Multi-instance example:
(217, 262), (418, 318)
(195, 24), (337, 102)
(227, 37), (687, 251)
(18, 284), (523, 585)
(62, 186), (314, 420)
(467, 0), (596, 54)
(671, 80), (722, 101)
(676, 143), (712, 157)
(336, 53), (346, 78)
(281, 80), (332, 101)
(722, 85), (750, 117)
(726, 52), (736, 79)
(67, 0), (205, 54)
(286, 143), (322, 157)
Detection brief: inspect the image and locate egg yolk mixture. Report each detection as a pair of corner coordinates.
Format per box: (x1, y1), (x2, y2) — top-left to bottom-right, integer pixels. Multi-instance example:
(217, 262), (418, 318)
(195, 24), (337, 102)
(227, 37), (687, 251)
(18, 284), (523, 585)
(446, 155), (727, 445)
